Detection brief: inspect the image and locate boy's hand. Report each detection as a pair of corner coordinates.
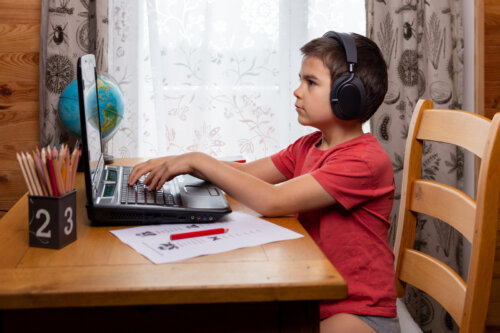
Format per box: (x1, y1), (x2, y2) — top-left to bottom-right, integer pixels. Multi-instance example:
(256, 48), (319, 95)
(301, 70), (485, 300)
(128, 153), (200, 189)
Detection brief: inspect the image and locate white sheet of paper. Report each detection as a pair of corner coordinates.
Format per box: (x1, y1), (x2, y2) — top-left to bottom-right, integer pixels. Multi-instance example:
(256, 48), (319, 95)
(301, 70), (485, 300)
(110, 211), (304, 264)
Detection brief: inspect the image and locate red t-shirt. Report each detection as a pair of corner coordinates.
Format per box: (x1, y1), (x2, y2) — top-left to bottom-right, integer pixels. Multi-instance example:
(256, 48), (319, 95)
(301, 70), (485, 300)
(271, 131), (397, 318)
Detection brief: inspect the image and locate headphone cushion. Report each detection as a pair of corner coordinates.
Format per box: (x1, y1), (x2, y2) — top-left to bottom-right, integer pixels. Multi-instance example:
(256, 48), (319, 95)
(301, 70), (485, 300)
(330, 76), (366, 120)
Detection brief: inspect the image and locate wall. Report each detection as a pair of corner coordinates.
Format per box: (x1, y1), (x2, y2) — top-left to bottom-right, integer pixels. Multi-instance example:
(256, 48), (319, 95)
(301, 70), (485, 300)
(0, 0), (40, 218)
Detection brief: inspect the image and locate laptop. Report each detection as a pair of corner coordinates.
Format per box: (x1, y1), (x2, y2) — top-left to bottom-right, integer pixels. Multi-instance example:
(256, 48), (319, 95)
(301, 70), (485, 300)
(77, 54), (231, 225)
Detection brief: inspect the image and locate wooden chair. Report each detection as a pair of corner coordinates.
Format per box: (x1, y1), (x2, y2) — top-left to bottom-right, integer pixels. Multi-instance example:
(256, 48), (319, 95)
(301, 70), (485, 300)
(394, 98), (500, 332)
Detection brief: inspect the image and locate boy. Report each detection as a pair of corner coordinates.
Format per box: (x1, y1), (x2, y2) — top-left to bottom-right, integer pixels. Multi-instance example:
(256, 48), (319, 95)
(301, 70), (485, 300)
(129, 32), (399, 333)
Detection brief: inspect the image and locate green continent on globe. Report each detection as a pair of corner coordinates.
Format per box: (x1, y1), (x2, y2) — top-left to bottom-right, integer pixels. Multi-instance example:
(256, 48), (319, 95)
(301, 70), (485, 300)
(96, 76), (124, 141)
(58, 74), (125, 142)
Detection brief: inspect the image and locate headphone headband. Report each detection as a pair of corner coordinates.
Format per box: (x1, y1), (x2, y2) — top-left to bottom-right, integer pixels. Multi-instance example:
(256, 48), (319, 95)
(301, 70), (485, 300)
(322, 31), (357, 69)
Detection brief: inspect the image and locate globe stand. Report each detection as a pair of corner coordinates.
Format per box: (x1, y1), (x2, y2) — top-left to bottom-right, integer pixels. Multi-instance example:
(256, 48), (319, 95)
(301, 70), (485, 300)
(104, 153), (114, 165)
(103, 142), (114, 165)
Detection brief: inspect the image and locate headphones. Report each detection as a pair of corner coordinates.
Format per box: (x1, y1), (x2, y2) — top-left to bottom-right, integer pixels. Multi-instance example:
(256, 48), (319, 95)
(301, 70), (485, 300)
(323, 31), (366, 120)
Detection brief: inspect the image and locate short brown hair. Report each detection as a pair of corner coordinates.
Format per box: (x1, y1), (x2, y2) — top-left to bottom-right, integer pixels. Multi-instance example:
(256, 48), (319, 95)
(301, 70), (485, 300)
(300, 33), (388, 122)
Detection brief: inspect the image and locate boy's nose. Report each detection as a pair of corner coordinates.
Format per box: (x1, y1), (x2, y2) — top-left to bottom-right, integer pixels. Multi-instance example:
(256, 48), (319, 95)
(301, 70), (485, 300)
(293, 86), (301, 99)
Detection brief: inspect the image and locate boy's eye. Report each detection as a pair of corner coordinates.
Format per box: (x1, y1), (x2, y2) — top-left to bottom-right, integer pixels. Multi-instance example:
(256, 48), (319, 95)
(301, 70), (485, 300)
(308, 80), (316, 86)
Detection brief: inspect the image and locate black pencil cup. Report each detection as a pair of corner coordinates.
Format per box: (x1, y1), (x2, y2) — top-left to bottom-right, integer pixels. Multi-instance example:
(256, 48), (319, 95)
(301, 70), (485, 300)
(28, 190), (77, 249)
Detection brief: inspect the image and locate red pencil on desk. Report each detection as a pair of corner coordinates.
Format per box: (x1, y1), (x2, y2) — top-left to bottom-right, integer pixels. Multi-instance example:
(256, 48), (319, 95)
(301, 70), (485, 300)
(170, 228), (228, 240)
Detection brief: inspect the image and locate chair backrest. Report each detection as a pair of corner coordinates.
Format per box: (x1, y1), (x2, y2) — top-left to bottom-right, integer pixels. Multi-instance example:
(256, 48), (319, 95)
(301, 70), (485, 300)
(394, 98), (500, 332)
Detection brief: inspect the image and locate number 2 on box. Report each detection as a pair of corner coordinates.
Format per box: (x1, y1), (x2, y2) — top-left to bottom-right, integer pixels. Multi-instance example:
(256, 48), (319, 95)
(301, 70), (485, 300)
(35, 209), (52, 238)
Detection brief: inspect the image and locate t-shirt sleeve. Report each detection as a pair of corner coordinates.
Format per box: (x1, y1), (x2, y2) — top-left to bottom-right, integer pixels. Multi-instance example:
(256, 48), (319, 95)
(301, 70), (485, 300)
(271, 134), (314, 179)
(271, 145), (296, 179)
(311, 153), (393, 211)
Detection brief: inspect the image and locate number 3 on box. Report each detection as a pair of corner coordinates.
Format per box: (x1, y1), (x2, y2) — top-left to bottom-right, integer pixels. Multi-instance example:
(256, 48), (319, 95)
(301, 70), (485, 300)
(64, 206), (73, 235)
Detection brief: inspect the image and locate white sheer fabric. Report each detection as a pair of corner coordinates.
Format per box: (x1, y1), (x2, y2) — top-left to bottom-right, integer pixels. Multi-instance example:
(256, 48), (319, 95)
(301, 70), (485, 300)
(108, 0), (365, 160)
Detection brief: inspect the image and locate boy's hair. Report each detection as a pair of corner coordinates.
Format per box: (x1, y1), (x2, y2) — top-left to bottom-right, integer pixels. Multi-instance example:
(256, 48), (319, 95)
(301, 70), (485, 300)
(300, 33), (388, 123)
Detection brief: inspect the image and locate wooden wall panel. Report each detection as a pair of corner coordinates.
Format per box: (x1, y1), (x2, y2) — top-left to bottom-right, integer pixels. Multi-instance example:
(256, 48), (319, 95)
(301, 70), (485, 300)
(0, 0), (41, 24)
(482, 0), (500, 328)
(485, 0), (500, 121)
(0, 24), (40, 53)
(0, 0), (40, 214)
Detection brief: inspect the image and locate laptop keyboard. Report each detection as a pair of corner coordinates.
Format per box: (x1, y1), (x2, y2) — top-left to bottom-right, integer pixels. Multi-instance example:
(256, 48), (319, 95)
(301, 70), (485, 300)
(120, 169), (176, 206)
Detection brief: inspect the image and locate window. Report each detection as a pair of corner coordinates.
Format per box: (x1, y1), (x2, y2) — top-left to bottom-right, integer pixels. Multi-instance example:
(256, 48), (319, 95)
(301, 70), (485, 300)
(108, 0), (366, 159)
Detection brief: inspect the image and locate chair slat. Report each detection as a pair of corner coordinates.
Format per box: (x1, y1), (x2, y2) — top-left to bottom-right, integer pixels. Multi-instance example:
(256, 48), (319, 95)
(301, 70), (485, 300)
(410, 180), (476, 243)
(417, 109), (491, 158)
(399, 249), (466, 325)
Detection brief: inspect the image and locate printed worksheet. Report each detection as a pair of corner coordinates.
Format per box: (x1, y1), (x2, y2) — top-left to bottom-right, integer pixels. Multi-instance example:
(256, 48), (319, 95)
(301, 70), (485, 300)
(110, 212), (304, 264)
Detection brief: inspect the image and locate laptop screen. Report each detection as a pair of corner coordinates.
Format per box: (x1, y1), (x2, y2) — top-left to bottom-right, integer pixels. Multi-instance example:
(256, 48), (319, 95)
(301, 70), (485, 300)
(78, 55), (105, 202)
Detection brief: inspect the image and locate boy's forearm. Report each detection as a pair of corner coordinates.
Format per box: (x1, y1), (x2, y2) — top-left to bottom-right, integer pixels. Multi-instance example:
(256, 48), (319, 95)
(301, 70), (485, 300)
(223, 157), (287, 185)
(190, 153), (282, 216)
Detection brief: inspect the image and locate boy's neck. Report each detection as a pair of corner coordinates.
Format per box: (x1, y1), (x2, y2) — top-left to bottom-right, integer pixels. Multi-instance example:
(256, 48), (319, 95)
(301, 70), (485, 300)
(317, 121), (364, 150)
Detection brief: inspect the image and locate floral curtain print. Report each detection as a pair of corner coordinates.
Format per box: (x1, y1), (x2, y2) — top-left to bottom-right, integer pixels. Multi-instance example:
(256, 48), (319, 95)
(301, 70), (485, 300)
(367, 0), (464, 332)
(106, 0), (365, 160)
(39, 0), (108, 146)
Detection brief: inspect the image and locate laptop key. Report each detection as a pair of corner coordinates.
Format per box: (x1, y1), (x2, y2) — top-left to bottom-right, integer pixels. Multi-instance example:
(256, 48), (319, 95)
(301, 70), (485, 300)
(156, 192), (165, 205)
(165, 193), (175, 206)
(121, 187), (128, 204)
(137, 190), (145, 204)
(146, 190), (155, 204)
(127, 188), (136, 204)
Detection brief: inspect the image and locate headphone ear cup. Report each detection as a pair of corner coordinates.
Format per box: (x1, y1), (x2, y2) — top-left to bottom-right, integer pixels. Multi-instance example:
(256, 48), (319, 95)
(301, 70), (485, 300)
(330, 76), (366, 120)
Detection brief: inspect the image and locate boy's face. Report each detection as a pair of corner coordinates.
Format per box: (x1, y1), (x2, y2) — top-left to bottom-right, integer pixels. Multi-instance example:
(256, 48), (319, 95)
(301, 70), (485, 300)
(294, 56), (333, 129)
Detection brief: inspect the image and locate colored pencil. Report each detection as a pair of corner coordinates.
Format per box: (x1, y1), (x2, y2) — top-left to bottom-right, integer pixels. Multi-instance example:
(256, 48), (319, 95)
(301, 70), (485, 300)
(22, 152), (41, 196)
(52, 154), (65, 195)
(46, 153), (59, 197)
(32, 152), (48, 196)
(41, 148), (54, 196)
(16, 152), (34, 195)
(27, 153), (44, 196)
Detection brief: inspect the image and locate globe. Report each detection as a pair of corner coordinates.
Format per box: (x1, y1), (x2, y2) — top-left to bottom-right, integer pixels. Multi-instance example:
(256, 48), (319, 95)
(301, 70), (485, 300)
(58, 74), (125, 143)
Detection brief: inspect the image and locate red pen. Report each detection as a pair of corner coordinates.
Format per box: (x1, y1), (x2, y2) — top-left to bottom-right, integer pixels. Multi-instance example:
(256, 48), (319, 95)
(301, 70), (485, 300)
(170, 228), (228, 240)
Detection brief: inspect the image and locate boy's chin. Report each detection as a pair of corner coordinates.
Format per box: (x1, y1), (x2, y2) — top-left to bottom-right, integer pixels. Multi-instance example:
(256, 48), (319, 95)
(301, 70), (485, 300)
(297, 114), (308, 125)
(297, 116), (318, 128)
(297, 119), (309, 127)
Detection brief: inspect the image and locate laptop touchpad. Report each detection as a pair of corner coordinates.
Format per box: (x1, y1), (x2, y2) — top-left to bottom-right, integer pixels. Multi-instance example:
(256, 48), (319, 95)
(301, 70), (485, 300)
(185, 185), (219, 196)
(181, 185), (226, 209)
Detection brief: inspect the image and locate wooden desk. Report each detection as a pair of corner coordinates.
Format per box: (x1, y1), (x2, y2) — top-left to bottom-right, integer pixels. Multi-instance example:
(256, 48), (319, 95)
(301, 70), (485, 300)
(0, 161), (346, 332)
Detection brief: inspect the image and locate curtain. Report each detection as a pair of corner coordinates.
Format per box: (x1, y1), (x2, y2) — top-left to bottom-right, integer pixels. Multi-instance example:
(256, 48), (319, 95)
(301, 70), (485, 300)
(39, 0), (108, 147)
(367, 1), (464, 332)
(106, 0), (366, 160)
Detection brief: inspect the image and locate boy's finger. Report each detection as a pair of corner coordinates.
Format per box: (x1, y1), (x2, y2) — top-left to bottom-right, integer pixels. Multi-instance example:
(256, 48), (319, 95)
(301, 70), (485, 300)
(128, 168), (141, 185)
(129, 163), (149, 184)
(157, 174), (168, 190)
(146, 174), (158, 191)
(144, 168), (158, 187)
(143, 171), (152, 186)
(151, 172), (164, 191)
(128, 164), (141, 182)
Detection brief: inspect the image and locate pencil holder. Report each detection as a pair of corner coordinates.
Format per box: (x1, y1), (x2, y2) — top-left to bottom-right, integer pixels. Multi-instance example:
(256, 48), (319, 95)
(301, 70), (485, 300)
(28, 190), (77, 249)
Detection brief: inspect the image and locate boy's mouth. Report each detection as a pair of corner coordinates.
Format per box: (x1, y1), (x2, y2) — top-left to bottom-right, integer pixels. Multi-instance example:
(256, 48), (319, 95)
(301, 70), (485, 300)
(295, 104), (304, 112)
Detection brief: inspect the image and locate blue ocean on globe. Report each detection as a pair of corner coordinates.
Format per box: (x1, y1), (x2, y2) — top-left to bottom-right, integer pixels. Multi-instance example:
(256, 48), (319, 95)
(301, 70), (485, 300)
(58, 75), (125, 142)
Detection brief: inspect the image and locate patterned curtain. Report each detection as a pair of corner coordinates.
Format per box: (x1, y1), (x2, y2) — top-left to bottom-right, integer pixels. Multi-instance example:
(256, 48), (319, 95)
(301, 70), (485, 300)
(367, 1), (464, 332)
(39, 0), (108, 146)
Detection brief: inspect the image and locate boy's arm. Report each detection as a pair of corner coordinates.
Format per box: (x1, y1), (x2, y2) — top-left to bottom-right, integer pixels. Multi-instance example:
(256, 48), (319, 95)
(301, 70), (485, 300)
(222, 157), (288, 184)
(129, 152), (336, 217)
